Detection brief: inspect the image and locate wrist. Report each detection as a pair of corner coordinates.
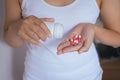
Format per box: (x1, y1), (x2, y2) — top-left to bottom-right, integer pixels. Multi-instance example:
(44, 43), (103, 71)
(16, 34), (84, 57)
(5, 20), (24, 47)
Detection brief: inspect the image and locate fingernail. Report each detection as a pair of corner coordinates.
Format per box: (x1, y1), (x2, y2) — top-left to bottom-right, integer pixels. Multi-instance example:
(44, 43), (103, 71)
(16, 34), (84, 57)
(79, 51), (83, 54)
(78, 50), (83, 54)
(57, 50), (62, 55)
(43, 39), (46, 42)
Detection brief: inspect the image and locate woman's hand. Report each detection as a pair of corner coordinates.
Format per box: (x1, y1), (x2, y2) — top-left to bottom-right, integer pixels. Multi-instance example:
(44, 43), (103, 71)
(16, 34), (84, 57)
(16, 15), (54, 46)
(57, 23), (95, 55)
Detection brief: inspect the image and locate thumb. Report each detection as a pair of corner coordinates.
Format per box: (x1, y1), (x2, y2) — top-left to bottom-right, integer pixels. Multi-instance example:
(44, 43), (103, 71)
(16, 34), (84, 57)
(78, 38), (91, 53)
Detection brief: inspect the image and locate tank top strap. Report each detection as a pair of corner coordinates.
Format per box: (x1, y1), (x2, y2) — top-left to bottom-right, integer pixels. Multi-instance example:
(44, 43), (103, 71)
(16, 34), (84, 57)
(21, 0), (27, 10)
(92, 0), (100, 12)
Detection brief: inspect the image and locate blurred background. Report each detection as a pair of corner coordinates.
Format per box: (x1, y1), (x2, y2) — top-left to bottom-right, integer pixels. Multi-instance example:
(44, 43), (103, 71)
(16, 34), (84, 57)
(0, 0), (120, 80)
(0, 0), (26, 80)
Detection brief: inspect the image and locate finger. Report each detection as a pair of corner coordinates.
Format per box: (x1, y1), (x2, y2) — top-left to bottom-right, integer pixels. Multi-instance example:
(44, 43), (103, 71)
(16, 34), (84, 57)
(25, 28), (40, 41)
(57, 50), (63, 55)
(62, 41), (83, 54)
(30, 24), (47, 41)
(19, 32), (40, 46)
(41, 18), (55, 22)
(57, 40), (70, 50)
(78, 38), (92, 53)
(32, 17), (52, 37)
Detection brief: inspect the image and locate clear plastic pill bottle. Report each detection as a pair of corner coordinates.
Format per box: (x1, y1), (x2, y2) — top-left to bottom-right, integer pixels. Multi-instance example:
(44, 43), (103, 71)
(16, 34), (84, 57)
(44, 22), (64, 39)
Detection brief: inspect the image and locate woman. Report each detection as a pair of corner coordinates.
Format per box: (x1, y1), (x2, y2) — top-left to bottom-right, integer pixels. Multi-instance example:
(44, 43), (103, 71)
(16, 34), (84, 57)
(4, 0), (120, 80)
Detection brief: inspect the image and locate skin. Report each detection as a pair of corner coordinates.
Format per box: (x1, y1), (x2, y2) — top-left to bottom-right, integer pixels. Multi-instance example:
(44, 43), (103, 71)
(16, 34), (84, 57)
(57, 0), (120, 54)
(4, 0), (120, 55)
(4, 0), (54, 47)
(57, 23), (95, 54)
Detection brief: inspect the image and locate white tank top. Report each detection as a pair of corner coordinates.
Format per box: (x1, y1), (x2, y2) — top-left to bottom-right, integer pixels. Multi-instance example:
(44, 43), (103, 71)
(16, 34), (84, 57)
(22, 1), (102, 80)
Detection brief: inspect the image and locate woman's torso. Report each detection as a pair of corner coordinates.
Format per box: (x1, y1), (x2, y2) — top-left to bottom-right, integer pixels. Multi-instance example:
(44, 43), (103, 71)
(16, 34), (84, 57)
(22, 0), (101, 73)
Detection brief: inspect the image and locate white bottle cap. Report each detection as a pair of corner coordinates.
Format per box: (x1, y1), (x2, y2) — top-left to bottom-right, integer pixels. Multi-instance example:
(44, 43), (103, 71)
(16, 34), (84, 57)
(44, 22), (64, 39)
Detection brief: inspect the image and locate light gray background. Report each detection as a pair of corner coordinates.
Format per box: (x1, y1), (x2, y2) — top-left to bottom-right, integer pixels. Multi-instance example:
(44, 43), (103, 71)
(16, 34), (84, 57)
(0, 0), (26, 80)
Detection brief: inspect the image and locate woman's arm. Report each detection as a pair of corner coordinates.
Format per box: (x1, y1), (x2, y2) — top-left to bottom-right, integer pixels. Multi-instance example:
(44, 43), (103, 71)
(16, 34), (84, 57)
(4, 0), (24, 47)
(4, 0), (54, 48)
(95, 0), (120, 48)
(57, 0), (120, 54)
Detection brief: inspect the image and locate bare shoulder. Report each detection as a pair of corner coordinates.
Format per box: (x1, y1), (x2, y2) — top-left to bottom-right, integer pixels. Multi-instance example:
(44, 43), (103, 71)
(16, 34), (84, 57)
(4, 0), (22, 32)
(96, 0), (102, 9)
